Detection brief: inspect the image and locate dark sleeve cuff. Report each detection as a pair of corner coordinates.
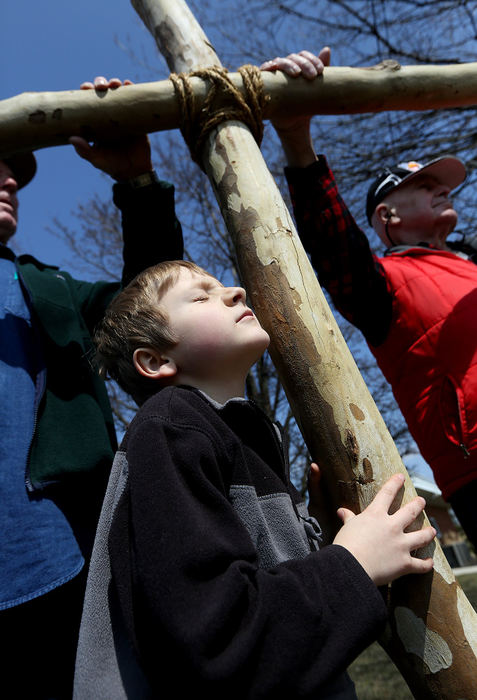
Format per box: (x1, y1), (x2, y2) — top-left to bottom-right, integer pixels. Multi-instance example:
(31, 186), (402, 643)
(113, 178), (184, 287)
(284, 155), (331, 187)
(309, 544), (387, 624)
(112, 177), (176, 210)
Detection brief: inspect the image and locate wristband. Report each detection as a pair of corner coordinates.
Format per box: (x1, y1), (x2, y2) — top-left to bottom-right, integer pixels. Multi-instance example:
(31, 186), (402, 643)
(127, 171), (159, 189)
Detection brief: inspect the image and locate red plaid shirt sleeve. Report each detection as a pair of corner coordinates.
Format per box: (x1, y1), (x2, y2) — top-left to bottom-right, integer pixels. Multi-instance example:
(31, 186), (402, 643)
(285, 156), (392, 346)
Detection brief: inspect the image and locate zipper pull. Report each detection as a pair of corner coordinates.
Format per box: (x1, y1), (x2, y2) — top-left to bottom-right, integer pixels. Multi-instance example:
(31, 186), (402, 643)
(459, 443), (471, 458)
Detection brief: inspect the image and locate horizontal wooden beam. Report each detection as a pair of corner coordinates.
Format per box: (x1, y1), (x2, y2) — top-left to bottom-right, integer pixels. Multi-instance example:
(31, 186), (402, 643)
(1, 61), (477, 157)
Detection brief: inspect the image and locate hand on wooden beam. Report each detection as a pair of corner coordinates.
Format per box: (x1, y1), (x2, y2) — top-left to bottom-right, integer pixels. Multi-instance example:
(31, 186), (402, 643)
(69, 76), (153, 182)
(260, 48), (331, 81)
(261, 48), (330, 168)
(333, 473), (436, 586)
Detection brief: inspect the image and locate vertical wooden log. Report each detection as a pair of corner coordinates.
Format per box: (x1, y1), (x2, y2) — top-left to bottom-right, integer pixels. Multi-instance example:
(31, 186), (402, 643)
(132, 0), (477, 696)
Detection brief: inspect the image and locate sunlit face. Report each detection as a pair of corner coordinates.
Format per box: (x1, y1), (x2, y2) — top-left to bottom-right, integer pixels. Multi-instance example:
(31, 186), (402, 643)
(161, 268), (270, 381)
(0, 161), (19, 244)
(385, 173), (457, 244)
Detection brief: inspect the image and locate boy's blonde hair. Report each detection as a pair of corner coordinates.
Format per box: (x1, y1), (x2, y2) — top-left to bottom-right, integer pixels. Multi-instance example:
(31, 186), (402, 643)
(94, 260), (212, 405)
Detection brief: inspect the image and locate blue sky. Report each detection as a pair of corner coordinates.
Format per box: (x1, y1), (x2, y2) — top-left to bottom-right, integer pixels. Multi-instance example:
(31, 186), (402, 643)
(2, 0), (165, 264)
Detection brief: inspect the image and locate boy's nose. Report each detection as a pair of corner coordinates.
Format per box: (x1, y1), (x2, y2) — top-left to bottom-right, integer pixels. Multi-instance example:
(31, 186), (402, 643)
(223, 286), (246, 305)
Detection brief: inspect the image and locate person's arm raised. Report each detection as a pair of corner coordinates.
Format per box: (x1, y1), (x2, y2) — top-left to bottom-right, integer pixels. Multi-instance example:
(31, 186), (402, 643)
(260, 48), (330, 168)
(69, 76), (153, 182)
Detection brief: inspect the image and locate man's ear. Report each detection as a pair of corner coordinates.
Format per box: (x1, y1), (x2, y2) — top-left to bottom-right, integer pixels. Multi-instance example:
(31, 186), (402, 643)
(133, 347), (178, 380)
(375, 202), (400, 226)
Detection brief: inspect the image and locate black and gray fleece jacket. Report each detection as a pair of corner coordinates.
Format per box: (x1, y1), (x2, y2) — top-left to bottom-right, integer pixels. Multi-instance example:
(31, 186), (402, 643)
(74, 386), (386, 699)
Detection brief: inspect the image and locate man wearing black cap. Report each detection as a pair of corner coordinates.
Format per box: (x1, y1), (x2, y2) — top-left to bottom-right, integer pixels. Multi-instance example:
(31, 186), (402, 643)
(0, 79), (183, 698)
(365, 158), (466, 250)
(262, 50), (477, 550)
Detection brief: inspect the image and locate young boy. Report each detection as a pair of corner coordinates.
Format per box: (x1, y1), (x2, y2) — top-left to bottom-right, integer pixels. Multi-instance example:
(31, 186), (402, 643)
(74, 260), (435, 700)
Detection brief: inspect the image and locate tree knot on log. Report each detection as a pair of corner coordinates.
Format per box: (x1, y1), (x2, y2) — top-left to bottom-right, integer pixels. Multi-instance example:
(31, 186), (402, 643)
(365, 59), (402, 72)
(169, 64), (269, 170)
(345, 429), (360, 467)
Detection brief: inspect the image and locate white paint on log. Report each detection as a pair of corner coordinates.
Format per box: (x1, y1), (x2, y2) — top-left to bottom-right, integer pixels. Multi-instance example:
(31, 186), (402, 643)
(395, 606), (453, 673)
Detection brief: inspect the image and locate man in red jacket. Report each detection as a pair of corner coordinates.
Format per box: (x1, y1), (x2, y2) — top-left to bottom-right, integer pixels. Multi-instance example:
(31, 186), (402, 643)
(261, 49), (477, 549)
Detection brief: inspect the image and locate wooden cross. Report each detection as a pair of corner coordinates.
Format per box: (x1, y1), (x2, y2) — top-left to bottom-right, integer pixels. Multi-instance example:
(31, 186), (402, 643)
(3, 0), (477, 695)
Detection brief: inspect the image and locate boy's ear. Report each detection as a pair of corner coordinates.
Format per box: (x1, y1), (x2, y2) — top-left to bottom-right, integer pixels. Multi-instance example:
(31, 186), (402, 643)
(133, 347), (178, 380)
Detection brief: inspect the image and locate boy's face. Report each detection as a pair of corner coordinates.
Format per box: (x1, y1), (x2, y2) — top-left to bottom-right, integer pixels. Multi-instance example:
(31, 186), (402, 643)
(160, 268), (270, 381)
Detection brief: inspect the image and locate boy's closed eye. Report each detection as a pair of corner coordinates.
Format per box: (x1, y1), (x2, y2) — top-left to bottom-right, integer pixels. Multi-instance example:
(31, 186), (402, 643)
(191, 280), (224, 302)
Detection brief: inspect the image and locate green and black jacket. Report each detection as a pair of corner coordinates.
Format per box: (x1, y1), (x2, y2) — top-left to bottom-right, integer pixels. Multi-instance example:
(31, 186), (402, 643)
(7, 178), (183, 491)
